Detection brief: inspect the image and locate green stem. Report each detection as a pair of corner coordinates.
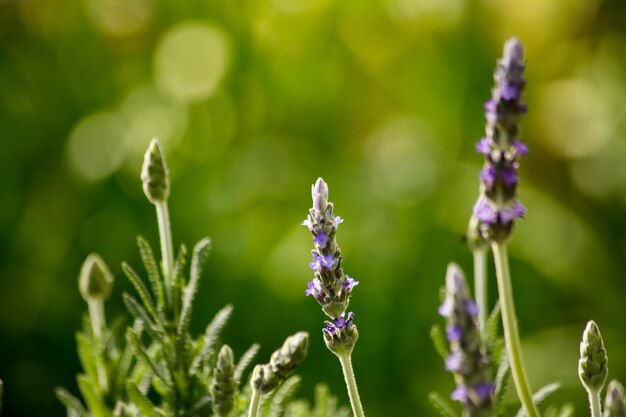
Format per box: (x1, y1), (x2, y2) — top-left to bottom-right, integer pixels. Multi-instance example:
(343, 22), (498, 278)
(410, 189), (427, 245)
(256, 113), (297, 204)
(473, 248), (488, 330)
(338, 354), (365, 417)
(492, 242), (540, 417)
(88, 300), (106, 339)
(247, 389), (262, 417)
(588, 389), (602, 417)
(156, 201), (175, 304)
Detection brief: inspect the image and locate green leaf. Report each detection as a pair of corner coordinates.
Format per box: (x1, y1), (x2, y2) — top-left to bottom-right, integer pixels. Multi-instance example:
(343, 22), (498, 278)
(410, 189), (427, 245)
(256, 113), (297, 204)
(77, 375), (109, 417)
(485, 302), (501, 349)
(170, 244), (188, 321)
(177, 238), (211, 340)
(189, 304), (233, 375)
(268, 376), (301, 417)
(313, 384), (333, 417)
(234, 343), (261, 384)
(122, 262), (160, 323)
(76, 332), (100, 392)
(494, 351), (510, 414)
(428, 392), (460, 417)
(55, 387), (88, 417)
(123, 293), (164, 342)
(515, 383), (561, 417)
(137, 236), (165, 308)
(430, 325), (449, 360)
(183, 395), (212, 417)
(127, 329), (172, 388)
(127, 380), (163, 417)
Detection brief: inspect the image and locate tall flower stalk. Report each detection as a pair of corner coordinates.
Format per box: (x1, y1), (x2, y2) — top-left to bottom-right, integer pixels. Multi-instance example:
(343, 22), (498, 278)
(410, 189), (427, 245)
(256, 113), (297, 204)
(302, 178), (365, 417)
(469, 38), (539, 417)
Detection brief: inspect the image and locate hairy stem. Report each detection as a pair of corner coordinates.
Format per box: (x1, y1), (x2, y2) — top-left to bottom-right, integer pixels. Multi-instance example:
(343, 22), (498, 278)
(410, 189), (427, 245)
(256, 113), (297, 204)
(247, 389), (262, 417)
(156, 201), (175, 304)
(588, 389), (602, 417)
(473, 247), (488, 330)
(492, 242), (540, 417)
(338, 354), (365, 417)
(88, 300), (106, 339)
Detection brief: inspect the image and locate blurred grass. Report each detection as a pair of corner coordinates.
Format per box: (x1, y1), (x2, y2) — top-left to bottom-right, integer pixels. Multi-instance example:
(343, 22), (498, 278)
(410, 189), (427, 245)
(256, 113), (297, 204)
(1, 0), (626, 416)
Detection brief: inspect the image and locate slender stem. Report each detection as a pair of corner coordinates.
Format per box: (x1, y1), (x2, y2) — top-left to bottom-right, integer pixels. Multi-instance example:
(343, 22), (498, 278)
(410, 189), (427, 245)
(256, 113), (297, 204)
(247, 389), (262, 417)
(88, 300), (106, 339)
(338, 354), (365, 417)
(473, 248), (488, 330)
(492, 242), (540, 417)
(588, 389), (602, 417)
(156, 201), (175, 302)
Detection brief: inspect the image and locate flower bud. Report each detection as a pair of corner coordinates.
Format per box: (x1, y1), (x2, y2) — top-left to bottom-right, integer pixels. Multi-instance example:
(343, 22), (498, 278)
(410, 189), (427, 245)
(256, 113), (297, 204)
(604, 380), (626, 417)
(141, 138), (170, 204)
(579, 320), (608, 393)
(251, 332), (309, 394)
(312, 178), (329, 213)
(211, 345), (236, 417)
(79, 254), (114, 302)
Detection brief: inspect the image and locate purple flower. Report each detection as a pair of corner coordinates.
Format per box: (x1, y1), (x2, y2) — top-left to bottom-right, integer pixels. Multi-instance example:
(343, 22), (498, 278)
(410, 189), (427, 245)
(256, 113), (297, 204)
(308, 253), (337, 272)
(475, 137), (491, 155)
(499, 201), (526, 223)
(301, 216), (314, 232)
(501, 82), (520, 100)
(480, 166), (496, 186)
(464, 300), (479, 317)
(513, 139), (528, 156)
(333, 312), (354, 329)
(445, 352), (463, 372)
(438, 299), (453, 317)
(342, 276), (359, 291)
(451, 384), (470, 404)
(474, 382), (495, 400)
(473, 198), (497, 224)
(332, 216), (344, 230)
(446, 324), (463, 342)
(313, 232), (329, 248)
(501, 167), (518, 186)
(305, 279), (322, 297)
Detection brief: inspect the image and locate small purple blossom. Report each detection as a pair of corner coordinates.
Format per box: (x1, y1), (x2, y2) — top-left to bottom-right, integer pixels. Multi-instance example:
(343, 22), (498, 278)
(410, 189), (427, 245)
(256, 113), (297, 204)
(342, 276), (359, 291)
(313, 232), (329, 248)
(301, 216), (314, 232)
(334, 311), (354, 329)
(438, 299), (453, 317)
(305, 279), (322, 297)
(475, 137), (491, 155)
(480, 166), (496, 186)
(446, 324), (463, 342)
(451, 384), (470, 404)
(501, 82), (520, 100)
(464, 300), (479, 317)
(445, 352), (463, 372)
(308, 253), (337, 273)
(473, 198), (497, 224)
(499, 201), (526, 223)
(474, 382), (495, 400)
(513, 139), (528, 156)
(332, 216), (344, 229)
(501, 167), (519, 186)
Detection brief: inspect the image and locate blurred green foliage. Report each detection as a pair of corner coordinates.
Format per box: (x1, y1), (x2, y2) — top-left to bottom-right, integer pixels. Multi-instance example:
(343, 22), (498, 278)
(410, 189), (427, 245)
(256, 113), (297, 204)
(1, 0), (626, 416)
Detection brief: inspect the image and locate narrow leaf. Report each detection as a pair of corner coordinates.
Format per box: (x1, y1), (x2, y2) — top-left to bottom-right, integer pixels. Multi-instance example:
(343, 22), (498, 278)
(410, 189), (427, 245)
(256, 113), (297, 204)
(127, 329), (171, 387)
(268, 376), (301, 417)
(123, 293), (164, 342)
(122, 262), (159, 323)
(177, 238), (211, 339)
(127, 381), (158, 417)
(77, 375), (109, 417)
(494, 351), (511, 412)
(183, 395), (212, 417)
(430, 325), (449, 360)
(171, 244), (188, 323)
(429, 392), (460, 417)
(515, 383), (561, 417)
(485, 302), (501, 348)
(137, 236), (165, 307)
(55, 387), (88, 417)
(234, 343), (261, 384)
(76, 332), (99, 392)
(189, 304), (233, 375)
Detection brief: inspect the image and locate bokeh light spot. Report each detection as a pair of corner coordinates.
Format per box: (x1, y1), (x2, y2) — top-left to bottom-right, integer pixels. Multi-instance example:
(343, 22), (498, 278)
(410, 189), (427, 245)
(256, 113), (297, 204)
(66, 112), (127, 181)
(85, 0), (154, 38)
(154, 22), (230, 103)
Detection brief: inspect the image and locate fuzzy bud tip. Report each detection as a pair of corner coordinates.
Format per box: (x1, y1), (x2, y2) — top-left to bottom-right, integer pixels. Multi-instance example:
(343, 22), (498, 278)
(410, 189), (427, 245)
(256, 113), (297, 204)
(79, 254), (114, 302)
(141, 138), (170, 204)
(312, 177), (329, 213)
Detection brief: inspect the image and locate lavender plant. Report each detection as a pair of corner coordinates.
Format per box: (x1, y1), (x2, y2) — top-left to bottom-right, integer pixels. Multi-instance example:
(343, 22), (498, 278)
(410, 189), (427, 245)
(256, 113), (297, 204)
(56, 139), (336, 417)
(302, 178), (364, 417)
(604, 381), (626, 417)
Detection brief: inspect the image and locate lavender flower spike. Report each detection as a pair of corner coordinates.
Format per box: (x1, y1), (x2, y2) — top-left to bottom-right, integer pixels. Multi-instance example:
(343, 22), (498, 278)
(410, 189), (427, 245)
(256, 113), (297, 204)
(468, 38), (528, 243)
(439, 263), (495, 417)
(302, 178), (358, 320)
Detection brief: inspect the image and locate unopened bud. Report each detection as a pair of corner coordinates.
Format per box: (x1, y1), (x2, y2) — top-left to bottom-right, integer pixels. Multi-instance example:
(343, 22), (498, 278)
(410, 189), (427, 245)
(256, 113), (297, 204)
(312, 178), (329, 213)
(79, 254), (114, 302)
(141, 138), (170, 204)
(579, 320), (608, 392)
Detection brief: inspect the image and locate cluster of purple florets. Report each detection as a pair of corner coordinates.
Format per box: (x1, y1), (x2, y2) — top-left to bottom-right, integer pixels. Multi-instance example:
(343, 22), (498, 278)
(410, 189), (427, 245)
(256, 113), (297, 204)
(439, 264), (495, 416)
(303, 178), (360, 355)
(471, 38), (529, 243)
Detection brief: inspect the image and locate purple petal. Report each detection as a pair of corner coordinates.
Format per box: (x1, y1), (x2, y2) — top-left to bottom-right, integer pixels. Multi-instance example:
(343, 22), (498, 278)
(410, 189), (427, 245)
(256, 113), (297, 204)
(320, 253), (337, 269)
(465, 300), (479, 317)
(501, 82), (520, 100)
(332, 216), (344, 230)
(438, 299), (453, 317)
(446, 324), (463, 342)
(473, 198), (497, 224)
(501, 167), (518, 187)
(343, 276), (359, 291)
(474, 382), (495, 400)
(445, 352), (463, 372)
(451, 384), (470, 404)
(313, 232), (329, 248)
(513, 139), (528, 156)
(480, 166), (496, 186)
(475, 137), (492, 155)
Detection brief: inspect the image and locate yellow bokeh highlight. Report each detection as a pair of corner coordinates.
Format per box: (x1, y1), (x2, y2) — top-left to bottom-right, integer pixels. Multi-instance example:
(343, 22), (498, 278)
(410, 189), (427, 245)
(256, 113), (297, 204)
(153, 22), (230, 103)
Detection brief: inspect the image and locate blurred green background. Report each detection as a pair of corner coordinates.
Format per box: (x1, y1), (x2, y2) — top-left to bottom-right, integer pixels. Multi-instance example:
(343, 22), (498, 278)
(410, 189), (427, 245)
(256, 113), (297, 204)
(2, 0), (626, 416)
